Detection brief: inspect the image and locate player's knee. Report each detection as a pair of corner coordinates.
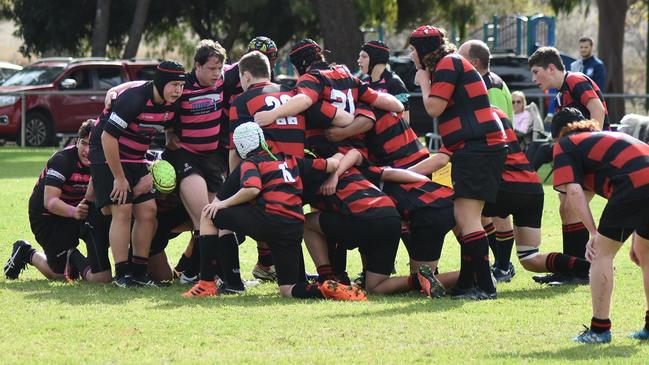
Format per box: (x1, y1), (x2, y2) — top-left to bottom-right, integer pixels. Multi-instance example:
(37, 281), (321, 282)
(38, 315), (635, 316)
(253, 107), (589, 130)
(517, 245), (540, 270)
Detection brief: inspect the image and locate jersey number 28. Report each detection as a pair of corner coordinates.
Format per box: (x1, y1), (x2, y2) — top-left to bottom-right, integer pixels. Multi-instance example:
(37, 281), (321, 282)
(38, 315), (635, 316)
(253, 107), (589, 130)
(265, 95), (299, 125)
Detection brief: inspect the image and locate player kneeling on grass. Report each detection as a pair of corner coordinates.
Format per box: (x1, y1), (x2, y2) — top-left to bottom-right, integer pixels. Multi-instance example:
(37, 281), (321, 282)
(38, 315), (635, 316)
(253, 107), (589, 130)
(183, 122), (365, 300)
(4, 120), (109, 283)
(550, 111), (649, 343)
(302, 149), (445, 297)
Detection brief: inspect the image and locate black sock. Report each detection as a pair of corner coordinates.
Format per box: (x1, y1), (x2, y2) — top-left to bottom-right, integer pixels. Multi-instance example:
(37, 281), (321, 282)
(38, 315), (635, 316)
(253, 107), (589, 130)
(198, 235), (219, 282)
(483, 223), (498, 260)
(562, 223), (588, 259)
(68, 249), (89, 275)
(456, 234), (475, 290)
(591, 317), (611, 333)
(291, 281), (325, 299)
(465, 231), (495, 293)
(174, 254), (191, 273)
(545, 252), (590, 277)
(316, 264), (335, 283)
(131, 255), (148, 277)
(216, 234), (242, 288)
(186, 238), (201, 276)
(408, 273), (422, 291)
(644, 310), (649, 331)
(495, 230), (514, 270)
(26, 247), (37, 265)
(331, 242), (347, 277)
(115, 261), (130, 277)
(257, 246), (274, 267)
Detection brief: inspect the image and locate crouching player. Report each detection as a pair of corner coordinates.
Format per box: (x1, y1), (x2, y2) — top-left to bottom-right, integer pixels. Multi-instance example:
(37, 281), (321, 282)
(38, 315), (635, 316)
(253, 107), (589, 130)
(4, 120), (109, 283)
(550, 112), (649, 343)
(183, 123), (364, 300)
(303, 149), (445, 297)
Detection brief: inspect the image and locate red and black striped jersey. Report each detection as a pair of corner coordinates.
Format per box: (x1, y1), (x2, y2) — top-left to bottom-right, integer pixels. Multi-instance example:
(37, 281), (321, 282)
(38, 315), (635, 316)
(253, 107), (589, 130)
(298, 63), (377, 158)
(296, 63), (379, 111)
(362, 69), (410, 111)
(176, 71), (225, 154)
(383, 181), (454, 220)
(494, 108), (543, 194)
(29, 146), (90, 217)
(361, 165), (453, 219)
(557, 72), (609, 129)
(428, 54), (506, 153)
(240, 153), (327, 223)
(229, 81), (306, 157)
(303, 100), (369, 159)
(553, 131), (649, 204)
(89, 81), (179, 164)
(365, 107), (429, 168)
(304, 166), (398, 220)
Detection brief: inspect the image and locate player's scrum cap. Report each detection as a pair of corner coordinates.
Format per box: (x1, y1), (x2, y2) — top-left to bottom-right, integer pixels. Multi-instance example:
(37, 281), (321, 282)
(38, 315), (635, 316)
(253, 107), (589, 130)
(233, 122), (267, 159)
(408, 26), (444, 64)
(551, 107), (586, 138)
(154, 60), (186, 102)
(248, 36), (279, 62)
(290, 39), (326, 75)
(361, 40), (390, 73)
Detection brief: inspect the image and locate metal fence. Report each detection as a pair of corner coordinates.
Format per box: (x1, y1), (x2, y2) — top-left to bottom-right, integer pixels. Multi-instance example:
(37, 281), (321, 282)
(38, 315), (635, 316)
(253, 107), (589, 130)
(0, 90), (107, 146)
(3, 89), (649, 148)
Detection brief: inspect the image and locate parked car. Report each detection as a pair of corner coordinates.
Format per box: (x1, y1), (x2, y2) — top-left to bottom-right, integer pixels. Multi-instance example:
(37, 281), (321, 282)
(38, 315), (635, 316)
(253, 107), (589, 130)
(0, 62), (23, 84)
(0, 57), (158, 146)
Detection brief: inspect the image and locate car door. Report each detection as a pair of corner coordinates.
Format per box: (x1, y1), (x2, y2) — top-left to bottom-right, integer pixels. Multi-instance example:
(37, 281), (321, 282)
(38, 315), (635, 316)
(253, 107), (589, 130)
(57, 65), (126, 132)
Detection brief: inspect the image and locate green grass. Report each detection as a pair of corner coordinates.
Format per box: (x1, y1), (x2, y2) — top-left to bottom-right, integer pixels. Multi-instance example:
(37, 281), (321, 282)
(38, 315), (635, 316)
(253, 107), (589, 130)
(1, 147), (648, 364)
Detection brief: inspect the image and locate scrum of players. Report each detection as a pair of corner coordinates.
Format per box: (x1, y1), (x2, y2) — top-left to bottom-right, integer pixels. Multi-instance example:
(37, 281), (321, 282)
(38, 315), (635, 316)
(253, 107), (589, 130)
(5, 25), (649, 343)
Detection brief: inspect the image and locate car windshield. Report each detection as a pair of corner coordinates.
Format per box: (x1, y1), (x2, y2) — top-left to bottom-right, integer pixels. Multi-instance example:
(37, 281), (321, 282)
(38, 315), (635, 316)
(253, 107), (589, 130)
(1, 66), (65, 86)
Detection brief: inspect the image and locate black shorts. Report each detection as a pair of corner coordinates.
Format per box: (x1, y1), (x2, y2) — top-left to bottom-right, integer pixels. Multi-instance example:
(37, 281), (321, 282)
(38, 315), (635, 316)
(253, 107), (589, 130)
(90, 163), (156, 209)
(407, 206), (455, 262)
(29, 214), (82, 274)
(482, 190), (544, 228)
(451, 148), (507, 203)
(598, 198), (649, 242)
(319, 212), (401, 276)
(150, 205), (191, 256)
(212, 204), (303, 286)
(167, 149), (226, 193)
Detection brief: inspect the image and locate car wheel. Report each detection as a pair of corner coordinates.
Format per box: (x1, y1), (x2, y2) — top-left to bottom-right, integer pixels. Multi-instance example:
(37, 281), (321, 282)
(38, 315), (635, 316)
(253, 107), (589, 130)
(24, 112), (52, 147)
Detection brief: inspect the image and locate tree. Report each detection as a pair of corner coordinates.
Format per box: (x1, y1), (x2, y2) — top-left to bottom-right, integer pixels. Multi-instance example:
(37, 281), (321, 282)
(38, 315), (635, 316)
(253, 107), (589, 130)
(551, 0), (632, 122)
(596, 0), (629, 121)
(316, 0), (364, 68)
(91, 0), (111, 57)
(122, 0), (151, 59)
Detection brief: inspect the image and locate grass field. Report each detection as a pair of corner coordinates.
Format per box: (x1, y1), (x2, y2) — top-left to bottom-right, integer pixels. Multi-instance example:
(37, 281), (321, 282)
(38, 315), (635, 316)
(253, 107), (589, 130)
(1, 147), (648, 364)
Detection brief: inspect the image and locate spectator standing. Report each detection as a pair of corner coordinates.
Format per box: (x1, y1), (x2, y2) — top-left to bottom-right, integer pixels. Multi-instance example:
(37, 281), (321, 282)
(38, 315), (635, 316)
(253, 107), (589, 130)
(570, 36), (606, 91)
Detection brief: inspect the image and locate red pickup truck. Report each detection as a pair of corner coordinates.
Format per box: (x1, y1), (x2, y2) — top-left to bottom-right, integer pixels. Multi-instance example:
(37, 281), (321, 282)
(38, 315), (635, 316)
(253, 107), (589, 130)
(0, 57), (158, 146)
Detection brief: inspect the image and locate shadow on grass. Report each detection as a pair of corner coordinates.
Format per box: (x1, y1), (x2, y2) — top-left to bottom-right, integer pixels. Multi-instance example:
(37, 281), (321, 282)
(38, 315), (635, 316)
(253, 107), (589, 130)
(0, 279), (465, 313)
(491, 343), (641, 361)
(498, 283), (582, 301)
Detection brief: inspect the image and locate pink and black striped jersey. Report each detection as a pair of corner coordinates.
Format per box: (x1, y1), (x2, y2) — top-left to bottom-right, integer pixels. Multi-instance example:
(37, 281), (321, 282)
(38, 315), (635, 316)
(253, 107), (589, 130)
(29, 146), (90, 216)
(89, 81), (179, 164)
(176, 71), (225, 154)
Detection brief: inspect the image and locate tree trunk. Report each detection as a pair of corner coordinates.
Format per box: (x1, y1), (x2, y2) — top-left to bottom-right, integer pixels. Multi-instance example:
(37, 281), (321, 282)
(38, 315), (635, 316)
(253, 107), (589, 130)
(222, 12), (243, 52)
(91, 0), (111, 57)
(597, 0), (628, 122)
(122, 0), (151, 59)
(315, 0), (364, 70)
